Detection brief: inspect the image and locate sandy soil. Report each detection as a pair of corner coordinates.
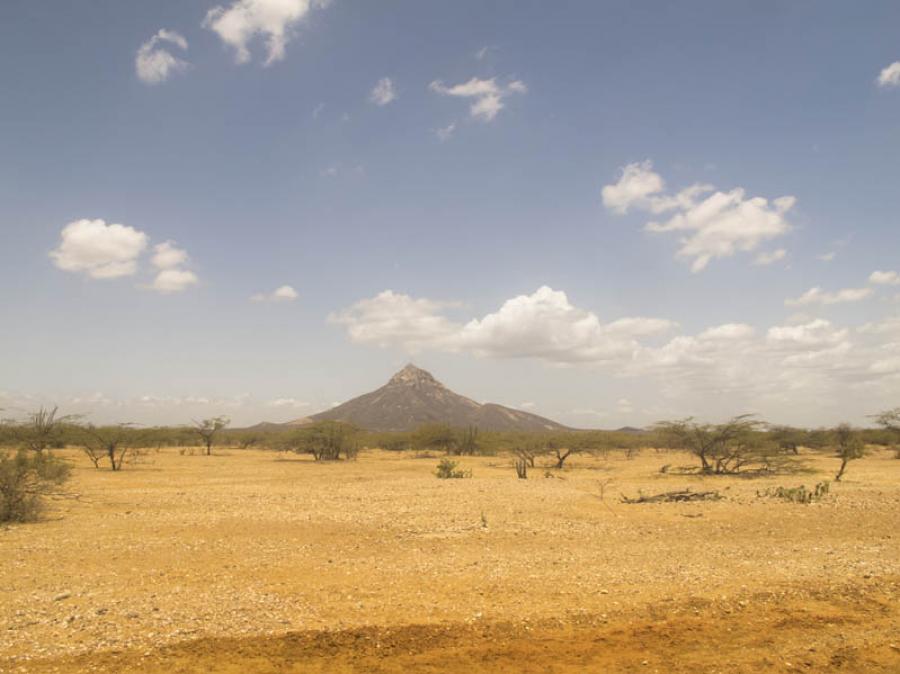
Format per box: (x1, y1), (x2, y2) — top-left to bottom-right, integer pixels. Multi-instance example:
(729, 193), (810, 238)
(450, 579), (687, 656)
(2, 447), (898, 673)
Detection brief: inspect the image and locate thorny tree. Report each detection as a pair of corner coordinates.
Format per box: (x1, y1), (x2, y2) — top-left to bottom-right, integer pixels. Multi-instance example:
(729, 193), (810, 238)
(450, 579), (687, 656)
(16, 407), (78, 454)
(79, 424), (143, 471)
(833, 423), (865, 481)
(654, 415), (771, 474)
(192, 417), (230, 456)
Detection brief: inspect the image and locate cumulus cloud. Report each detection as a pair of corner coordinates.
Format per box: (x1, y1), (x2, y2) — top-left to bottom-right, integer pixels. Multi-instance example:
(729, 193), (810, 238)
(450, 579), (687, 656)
(251, 285), (299, 302)
(369, 77), (396, 106)
(332, 286), (675, 362)
(870, 270), (900, 286)
(150, 269), (199, 294)
(456, 287), (676, 362)
(147, 240), (197, 293)
(151, 241), (189, 269)
(602, 161), (796, 272)
(877, 61), (900, 89)
(785, 286), (873, 307)
(332, 286), (900, 418)
(754, 249), (787, 266)
(136, 29), (189, 84)
(429, 77), (527, 122)
(203, 0), (329, 66)
(329, 290), (460, 351)
(50, 219), (148, 279)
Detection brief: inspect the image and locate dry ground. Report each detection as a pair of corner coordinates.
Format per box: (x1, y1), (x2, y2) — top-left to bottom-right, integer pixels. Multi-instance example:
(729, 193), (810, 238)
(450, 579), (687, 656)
(2, 446), (899, 673)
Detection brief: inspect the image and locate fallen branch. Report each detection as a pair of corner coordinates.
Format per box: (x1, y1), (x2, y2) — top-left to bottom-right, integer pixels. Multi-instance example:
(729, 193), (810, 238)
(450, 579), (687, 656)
(619, 489), (722, 504)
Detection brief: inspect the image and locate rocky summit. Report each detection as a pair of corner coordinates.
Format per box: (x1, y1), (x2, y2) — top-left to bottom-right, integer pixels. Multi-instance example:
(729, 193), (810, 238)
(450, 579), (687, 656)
(308, 364), (568, 432)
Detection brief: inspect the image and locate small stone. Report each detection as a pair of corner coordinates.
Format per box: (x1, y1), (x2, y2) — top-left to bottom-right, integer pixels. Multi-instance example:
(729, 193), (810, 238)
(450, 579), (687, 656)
(53, 592), (71, 602)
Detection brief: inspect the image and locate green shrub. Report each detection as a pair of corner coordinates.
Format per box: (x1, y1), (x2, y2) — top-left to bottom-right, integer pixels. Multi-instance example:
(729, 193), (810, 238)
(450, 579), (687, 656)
(435, 458), (471, 479)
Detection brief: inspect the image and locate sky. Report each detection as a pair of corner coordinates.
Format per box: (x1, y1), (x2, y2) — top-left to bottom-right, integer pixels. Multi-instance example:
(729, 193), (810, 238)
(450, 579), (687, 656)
(1, 0), (900, 428)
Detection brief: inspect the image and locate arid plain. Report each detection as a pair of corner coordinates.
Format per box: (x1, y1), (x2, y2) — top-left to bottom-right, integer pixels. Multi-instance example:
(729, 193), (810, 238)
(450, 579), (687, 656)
(3, 447), (899, 673)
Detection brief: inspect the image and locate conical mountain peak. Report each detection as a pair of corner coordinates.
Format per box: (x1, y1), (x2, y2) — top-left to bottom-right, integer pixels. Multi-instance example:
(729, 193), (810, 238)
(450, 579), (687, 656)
(309, 365), (569, 432)
(388, 364), (441, 387)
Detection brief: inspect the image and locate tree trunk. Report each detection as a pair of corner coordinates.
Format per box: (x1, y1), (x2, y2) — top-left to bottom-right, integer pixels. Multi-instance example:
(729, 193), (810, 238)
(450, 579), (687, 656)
(835, 457), (848, 481)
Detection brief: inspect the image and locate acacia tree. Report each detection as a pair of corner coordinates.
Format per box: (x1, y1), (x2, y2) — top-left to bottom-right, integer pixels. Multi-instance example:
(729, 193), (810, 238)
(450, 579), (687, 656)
(768, 425), (805, 455)
(833, 423), (865, 481)
(513, 441), (544, 468)
(280, 422), (357, 461)
(654, 415), (770, 474)
(78, 424), (143, 471)
(192, 416), (230, 456)
(873, 408), (900, 457)
(547, 438), (574, 469)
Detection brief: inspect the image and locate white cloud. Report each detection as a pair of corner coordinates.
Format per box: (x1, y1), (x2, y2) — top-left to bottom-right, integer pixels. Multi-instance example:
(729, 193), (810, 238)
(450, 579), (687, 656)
(203, 0), (328, 66)
(785, 286), (873, 307)
(457, 286), (674, 362)
(369, 77), (396, 106)
(699, 323), (756, 341)
(429, 77), (526, 122)
(818, 251), (837, 262)
(876, 61), (900, 89)
(148, 240), (197, 293)
(331, 286), (900, 422)
(50, 219), (148, 279)
(334, 286), (675, 363)
(136, 29), (189, 84)
(870, 270), (900, 286)
(601, 160), (667, 214)
(767, 319), (848, 348)
(251, 285), (298, 302)
(266, 397), (309, 408)
(329, 290), (461, 352)
(754, 248), (787, 266)
(150, 269), (199, 294)
(435, 122), (457, 142)
(151, 241), (189, 269)
(602, 161), (796, 272)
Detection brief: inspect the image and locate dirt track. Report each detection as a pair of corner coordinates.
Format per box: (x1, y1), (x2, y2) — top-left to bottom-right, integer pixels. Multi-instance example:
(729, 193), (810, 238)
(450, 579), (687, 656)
(2, 447), (899, 672)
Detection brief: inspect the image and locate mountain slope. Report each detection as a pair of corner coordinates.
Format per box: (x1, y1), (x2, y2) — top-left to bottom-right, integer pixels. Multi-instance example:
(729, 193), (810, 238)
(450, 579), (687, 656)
(309, 364), (568, 432)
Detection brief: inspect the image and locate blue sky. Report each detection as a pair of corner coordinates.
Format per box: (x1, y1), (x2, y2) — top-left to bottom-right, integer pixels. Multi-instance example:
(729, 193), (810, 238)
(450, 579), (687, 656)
(1, 0), (899, 427)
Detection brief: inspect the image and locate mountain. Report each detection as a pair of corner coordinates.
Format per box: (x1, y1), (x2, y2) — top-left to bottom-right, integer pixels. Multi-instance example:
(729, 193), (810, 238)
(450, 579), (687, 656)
(308, 364), (569, 432)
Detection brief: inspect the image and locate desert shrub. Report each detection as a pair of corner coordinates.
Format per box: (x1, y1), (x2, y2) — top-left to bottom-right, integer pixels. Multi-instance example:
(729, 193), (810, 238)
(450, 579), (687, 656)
(435, 458), (471, 479)
(0, 449), (71, 522)
(654, 415), (780, 475)
(758, 481), (830, 504)
(832, 424), (865, 481)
